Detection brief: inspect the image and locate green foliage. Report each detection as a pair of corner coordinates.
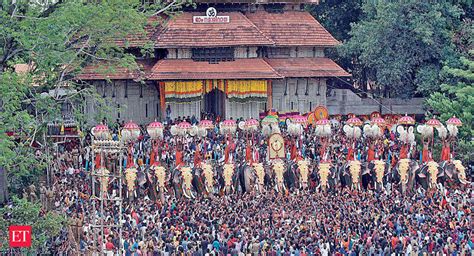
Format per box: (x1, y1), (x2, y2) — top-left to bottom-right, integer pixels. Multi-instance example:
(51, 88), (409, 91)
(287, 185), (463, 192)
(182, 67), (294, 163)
(0, 197), (66, 254)
(426, 51), (474, 162)
(0, 0), (188, 197)
(341, 1), (463, 97)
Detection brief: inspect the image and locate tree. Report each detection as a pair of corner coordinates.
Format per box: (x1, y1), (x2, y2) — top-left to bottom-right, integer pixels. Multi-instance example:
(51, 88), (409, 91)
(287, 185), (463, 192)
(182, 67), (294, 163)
(0, 197), (66, 254)
(341, 1), (464, 98)
(0, 0), (189, 200)
(425, 51), (474, 163)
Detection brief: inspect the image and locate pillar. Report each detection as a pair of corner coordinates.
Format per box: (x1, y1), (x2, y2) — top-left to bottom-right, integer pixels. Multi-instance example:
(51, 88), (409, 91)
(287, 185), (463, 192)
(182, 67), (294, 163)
(267, 79), (273, 111)
(158, 82), (166, 120)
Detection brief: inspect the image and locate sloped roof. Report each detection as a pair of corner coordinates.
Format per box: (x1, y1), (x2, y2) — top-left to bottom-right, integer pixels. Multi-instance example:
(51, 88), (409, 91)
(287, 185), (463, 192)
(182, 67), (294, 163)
(76, 60), (153, 80)
(154, 12), (274, 48)
(265, 57), (350, 77)
(246, 11), (339, 47)
(148, 58), (281, 80)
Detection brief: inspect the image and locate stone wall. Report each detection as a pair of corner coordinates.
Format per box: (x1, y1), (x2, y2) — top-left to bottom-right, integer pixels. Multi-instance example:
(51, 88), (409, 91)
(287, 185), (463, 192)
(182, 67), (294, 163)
(327, 89), (425, 115)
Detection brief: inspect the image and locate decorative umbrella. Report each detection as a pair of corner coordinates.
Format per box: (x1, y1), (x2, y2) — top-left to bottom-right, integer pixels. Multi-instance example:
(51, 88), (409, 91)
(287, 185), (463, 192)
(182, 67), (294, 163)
(291, 115), (307, 127)
(398, 114), (415, 125)
(122, 121), (141, 142)
(220, 119), (237, 135)
(147, 121), (163, 140)
(177, 121), (192, 130)
(315, 119), (330, 126)
(244, 118), (259, 131)
(371, 117), (385, 126)
(92, 123), (110, 140)
(446, 116), (462, 127)
(198, 119), (214, 130)
(426, 117), (441, 127)
(261, 115), (279, 125)
(222, 119), (236, 127)
(346, 117), (363, 126)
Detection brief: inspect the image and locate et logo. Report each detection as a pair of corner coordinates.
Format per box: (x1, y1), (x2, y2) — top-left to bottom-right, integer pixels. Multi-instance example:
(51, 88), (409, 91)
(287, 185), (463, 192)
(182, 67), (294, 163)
(9, 226), (32, 248)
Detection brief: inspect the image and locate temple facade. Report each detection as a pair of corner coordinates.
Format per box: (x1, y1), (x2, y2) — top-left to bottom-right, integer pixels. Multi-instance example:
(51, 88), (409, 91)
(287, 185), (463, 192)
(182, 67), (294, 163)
(77, 1), (349, 124)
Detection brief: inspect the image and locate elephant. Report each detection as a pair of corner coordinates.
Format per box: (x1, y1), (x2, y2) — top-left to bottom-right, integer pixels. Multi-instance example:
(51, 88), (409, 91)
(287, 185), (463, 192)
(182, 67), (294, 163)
(393, 159), (419, 194)
(252, 162), (266, 193)
(416, 161), (443, 190)
(171, 167), (197, 199)
(191, 167), (204, 197)
(371, 160), (388, 192)
(284, 161), (298, 192)
(222, 163), (235, 195)
(152, 165), (167, 203)
(238, 162), (257, 193)
(272, 160), (286, 194)
(361, 162), (375, 190)
(296, 160), (310, 190)
(201, 162), (216, 196)
(317, 162), (331, 192)
(339, 161), (361, 190)
(440, 160), (469, 185)
(339, 162), (352, 189)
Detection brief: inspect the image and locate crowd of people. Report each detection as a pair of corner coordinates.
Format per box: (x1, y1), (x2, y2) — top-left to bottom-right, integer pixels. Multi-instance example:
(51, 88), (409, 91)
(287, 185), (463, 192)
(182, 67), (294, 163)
(30, 115), (474, 255)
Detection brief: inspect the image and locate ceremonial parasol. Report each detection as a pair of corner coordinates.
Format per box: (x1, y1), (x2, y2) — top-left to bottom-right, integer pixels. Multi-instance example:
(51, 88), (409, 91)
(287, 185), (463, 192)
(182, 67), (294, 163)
(371, 117), (385, 126)
(177, 121), (192, 130)
(398, 114), (415, 125)
(147, 120), (163, 140)
(446, 116), (462, 127)
(346, 117), (363, 126)
(261, 115), (279, 125)
(198, 119), (214, 130)
(315, 119), (330, 126)
(122, 121), (141, 142)
(426, 117), (441, 127)
(291, 115), (307, 127)
(92, 123), (110, 140)
(244, 118), (259, 131)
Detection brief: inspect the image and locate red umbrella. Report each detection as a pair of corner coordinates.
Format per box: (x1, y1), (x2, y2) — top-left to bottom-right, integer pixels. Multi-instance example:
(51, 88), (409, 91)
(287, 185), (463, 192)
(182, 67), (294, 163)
(315, 119), (330, 126)
(346, 117), (363, 126)
(426, 118), (441, 127)
(446, 116), (462, 127)
(371, 117), (385, 125)
(147, 121), (163, 140)
(398, 114), (415, 125)
(199, 120), (214, 130)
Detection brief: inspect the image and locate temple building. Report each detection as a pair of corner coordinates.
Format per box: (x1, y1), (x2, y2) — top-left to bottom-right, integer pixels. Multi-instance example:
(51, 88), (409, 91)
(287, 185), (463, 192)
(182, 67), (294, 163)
(77, 0), (350, 124)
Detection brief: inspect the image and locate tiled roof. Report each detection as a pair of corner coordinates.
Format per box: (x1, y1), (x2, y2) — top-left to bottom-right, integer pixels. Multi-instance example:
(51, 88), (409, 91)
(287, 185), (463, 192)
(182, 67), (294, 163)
(112, 16), (161, 48)
(76, 60), (153, 80)
(246, 11), (339, 47)
(155, 12), (274, 48)
(148, 58), (281, 80)
(265, 57), (350, 77)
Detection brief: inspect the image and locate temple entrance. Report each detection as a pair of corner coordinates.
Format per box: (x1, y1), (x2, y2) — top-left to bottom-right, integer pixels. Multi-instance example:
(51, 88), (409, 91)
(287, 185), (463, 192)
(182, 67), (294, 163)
(203, 89), (225, 118)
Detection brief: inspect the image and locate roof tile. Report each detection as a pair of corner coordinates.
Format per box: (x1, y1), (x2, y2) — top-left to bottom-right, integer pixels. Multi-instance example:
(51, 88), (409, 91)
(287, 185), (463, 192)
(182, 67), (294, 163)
(246, 11), (339, 47)
(265, 57), (350, 77)
(148, 58), (281, 80)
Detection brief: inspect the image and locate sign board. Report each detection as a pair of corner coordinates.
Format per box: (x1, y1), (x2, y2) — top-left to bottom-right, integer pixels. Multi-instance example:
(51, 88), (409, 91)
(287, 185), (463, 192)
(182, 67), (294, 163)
(193, 7), (230, 24)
